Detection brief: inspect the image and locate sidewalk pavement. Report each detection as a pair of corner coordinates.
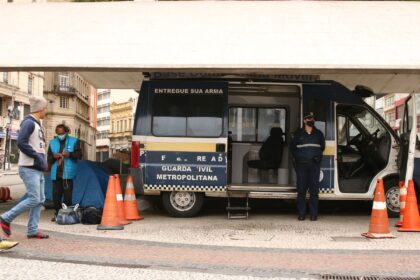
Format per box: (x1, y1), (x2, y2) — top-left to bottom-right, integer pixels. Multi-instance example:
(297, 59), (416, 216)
(0, 164), (18, 176)
(2, 182), (420, 252)
(0, 166), (21, 187)
(2, 184), (420, 278)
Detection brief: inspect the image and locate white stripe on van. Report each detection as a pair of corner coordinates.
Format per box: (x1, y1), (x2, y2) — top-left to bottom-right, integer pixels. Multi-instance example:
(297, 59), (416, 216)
(132, 135), (227, 144)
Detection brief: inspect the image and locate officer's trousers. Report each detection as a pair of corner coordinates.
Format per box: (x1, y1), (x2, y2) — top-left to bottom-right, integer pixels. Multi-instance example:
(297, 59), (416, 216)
(295, 163), (321, 217)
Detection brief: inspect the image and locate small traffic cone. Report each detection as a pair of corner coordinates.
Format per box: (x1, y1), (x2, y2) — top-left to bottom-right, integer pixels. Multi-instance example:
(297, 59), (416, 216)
(398, 180), (420, 232)
(124, 176), (144, 221)
(114, 175), (131, 225)
(396, 181), (407, 227)
(362, 178), (395, 238)
(97, 175), (124, 230)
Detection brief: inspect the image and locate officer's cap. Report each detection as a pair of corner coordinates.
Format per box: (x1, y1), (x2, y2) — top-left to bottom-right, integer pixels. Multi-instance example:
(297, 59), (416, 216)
(303, 112), (315, 120)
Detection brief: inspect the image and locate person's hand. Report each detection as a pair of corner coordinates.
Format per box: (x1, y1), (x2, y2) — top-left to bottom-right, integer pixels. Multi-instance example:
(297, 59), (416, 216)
(53, 153), (62, 159)
(62, 152), (70, 158)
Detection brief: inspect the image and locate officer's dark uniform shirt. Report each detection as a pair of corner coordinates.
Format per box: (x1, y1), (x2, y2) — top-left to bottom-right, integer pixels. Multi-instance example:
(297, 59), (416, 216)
(290, 127), (325, 163)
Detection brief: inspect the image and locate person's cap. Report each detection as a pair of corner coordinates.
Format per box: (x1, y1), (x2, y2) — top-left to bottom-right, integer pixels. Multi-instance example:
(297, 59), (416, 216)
(303, 112), (315, 120)
(29, 96), (48, 113)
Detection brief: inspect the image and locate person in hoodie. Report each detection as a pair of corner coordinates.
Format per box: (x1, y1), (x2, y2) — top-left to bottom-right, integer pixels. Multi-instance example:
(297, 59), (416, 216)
(0, 96), (49, 239)
(47, 124), (82, 221)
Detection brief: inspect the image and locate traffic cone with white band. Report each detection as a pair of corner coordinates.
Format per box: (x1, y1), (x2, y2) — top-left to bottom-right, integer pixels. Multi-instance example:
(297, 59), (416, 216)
(395, 181), (407, 227)
(114, 175), (131, 225)
(124, 176), (144, 221)
(97, 176), (124, 230)
(362, 178), (395, 239)
(398, 180), (420, 232)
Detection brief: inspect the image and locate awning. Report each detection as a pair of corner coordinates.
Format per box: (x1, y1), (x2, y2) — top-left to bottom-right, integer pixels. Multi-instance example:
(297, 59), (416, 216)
(1, 2), (420, 92)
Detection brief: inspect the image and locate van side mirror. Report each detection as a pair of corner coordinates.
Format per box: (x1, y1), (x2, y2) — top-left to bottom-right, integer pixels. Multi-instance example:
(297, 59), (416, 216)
(353, 85), (374, 98)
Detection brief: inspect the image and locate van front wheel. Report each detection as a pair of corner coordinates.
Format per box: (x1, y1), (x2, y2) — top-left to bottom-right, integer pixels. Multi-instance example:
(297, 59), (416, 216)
(162, 191), (204, 217)
(384, 177), (400, 218)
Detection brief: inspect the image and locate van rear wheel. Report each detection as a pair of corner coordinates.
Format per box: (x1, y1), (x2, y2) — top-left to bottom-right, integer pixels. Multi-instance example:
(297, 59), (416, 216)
(162, 191), (204, 217)
(384, 177), (400, 218)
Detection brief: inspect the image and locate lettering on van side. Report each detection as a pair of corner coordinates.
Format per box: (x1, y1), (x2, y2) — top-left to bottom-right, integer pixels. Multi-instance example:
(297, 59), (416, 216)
(156, 174), (218, 181)
(161, 165), (213, 172)
(153, 88), (224, 94)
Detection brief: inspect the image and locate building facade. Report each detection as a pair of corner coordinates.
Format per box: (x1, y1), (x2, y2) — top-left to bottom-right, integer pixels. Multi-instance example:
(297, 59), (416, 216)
(381, 93), (409, 131)
(43, 72), (97, 161)
(96, 89), (111, 162)
(0, 71), (44, 166)
(109, 98), (137, 164)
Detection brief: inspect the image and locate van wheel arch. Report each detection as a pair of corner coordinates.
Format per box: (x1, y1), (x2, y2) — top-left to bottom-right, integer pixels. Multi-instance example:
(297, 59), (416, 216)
(162, 191), (204, 217)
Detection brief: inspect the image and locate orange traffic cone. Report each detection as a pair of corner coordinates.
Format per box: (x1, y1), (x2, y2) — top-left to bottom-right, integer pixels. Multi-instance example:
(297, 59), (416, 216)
(3, 187), (11, 201)
(97, 175), (124, 230)
(0, 187), (11, 202)
(362, 178), (395, 238)
(398, 180), (420, 232)
(124, 176), (144, 221)
(0, 187), (4, 202)
(114, 175), (131, 225)
(395, 181), (407, 227)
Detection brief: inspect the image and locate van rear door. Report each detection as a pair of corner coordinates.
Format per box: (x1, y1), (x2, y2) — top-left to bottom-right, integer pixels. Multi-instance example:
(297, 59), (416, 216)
(143, 80), (229, 193)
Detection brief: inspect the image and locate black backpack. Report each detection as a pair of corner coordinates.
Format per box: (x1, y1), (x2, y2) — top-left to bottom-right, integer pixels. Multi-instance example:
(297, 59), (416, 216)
(81, 206), (102, 225)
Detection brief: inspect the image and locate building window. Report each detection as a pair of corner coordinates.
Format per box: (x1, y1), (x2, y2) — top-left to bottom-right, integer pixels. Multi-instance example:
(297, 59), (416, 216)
(24, 104), (30, 116)
(3, 72), (8, 83)
(124, 120), (127, 131)
(117, 121), (119, 132)
(385, 96), (395, 108)
(28, 76), (33, 95)
(60, 96), (69, 108)
(58, 73), (70, 91)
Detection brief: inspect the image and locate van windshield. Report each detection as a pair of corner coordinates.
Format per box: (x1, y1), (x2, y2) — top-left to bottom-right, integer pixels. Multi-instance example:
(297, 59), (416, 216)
(354, 109), (387, 136)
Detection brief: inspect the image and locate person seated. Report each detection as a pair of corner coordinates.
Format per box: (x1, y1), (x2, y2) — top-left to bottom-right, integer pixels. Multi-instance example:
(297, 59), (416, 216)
(248, 127), (284, 170)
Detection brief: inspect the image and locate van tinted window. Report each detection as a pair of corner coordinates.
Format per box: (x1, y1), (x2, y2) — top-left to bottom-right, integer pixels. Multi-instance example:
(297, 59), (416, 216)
(152, 94), (223, 137)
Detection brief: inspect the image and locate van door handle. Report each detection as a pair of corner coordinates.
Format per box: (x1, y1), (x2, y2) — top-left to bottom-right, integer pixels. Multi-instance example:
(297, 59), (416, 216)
(216, 143), (226, 152)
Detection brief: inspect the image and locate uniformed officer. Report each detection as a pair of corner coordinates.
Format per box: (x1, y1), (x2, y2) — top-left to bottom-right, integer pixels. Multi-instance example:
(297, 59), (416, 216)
(290, 112), (325, 221)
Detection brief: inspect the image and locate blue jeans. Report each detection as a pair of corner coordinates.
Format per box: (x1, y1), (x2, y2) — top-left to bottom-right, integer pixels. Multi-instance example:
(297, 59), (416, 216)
(1, 167), (45, 235)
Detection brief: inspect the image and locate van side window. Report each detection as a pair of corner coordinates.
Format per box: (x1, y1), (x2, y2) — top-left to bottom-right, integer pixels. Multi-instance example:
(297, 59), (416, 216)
(152, 94), (223, 137)
(229, 107), (286, 142)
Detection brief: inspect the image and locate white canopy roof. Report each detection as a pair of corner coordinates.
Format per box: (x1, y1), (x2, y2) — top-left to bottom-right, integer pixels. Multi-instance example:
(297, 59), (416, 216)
(1, 1), (420, 92)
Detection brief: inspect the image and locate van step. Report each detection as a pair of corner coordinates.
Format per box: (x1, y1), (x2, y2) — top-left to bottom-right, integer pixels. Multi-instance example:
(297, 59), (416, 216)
(227, 192), (250, 220)
(228, 213), (249, 219)
(226, 206), (251, 211)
